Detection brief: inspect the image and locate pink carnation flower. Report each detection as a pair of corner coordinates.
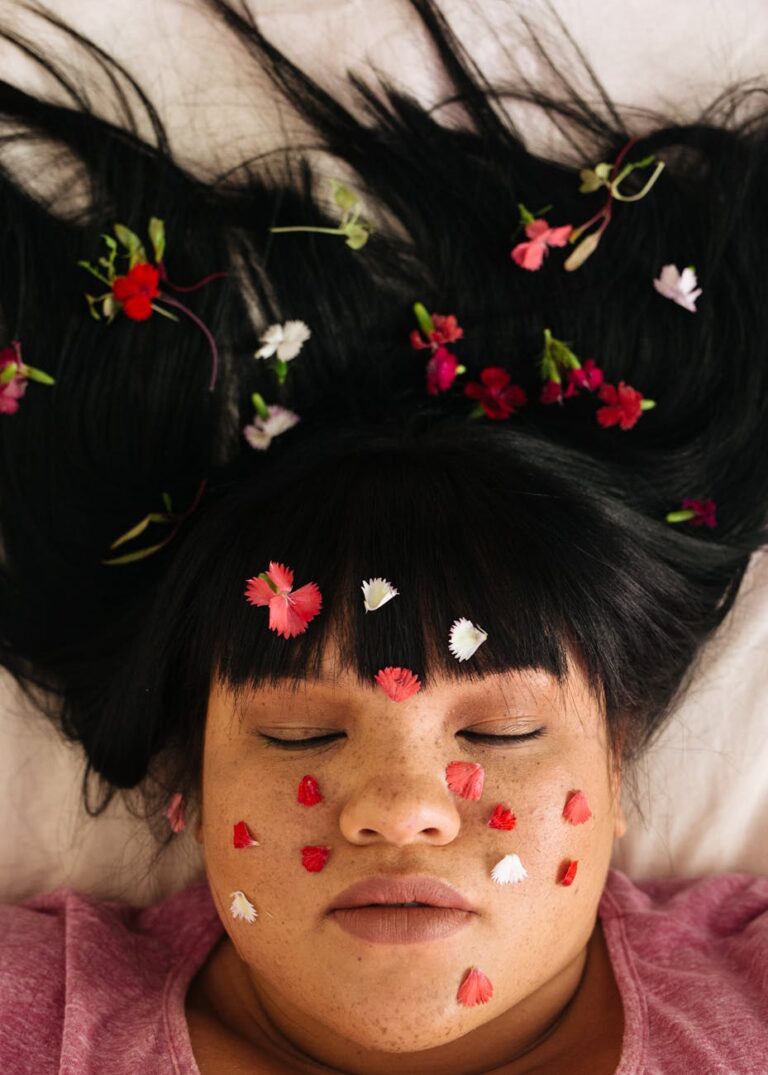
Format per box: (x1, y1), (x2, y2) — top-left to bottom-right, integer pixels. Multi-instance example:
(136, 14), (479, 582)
(426, 346), (460, 395)
(244, 561), (322, 638)
(511, 218), (573, 271)
(0, 345), (28, 415)
(410, 313), (464, 350)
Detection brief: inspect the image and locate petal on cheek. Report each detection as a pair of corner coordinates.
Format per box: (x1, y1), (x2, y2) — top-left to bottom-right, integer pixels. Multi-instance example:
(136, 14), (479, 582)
(457, 967), (494, 1007)
(233, 821), (260, 848)
(302, 846), (331, 872)
(563, 790), (592, 825)
(230, 891), (259, 923)
(297, 775), (324, 806)
(560, 860), (579, 886)
(446, 761), (485, 800)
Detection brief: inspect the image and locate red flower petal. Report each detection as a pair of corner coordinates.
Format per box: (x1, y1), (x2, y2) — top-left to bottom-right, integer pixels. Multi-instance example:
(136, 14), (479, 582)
(297, 775), (324, 806)
(374, 666), (421, 702)
(233, 820), (260, 848)
(563, 790), (592, 825)
(267, 561), (294, 591)
(446, 761), (485, 800)
(302, 845), (331, 872)
(426, 347), (459, 395)
(268, 594), (318, 638)
(121, 294), (154, 321)
(457, 967), (494, 1007)
(244, 576), (274, 606)
(431, 314), (464, 345)
(524, 219), (551, 240)
(287, 581), (323, 621)
(545, 224), (573, 247)
(410, 328), (430, 351)
(487, 804), (517, 830)
(511, 240), (547, 270)
(480, 367), (511, 390)
(560, 860), (579, 886)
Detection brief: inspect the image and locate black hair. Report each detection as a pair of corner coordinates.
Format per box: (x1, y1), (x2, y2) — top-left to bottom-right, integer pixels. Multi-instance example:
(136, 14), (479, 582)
(0, 0), (766, 865)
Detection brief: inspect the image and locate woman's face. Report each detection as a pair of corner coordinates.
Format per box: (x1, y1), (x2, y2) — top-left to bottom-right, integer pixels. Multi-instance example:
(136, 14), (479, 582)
(194, 647), (626, 1073)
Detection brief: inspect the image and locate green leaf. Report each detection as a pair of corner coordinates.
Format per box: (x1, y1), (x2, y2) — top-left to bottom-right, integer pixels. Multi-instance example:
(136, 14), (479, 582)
(413, 302), (434, 337)
(109, 514), (153, 550)
(83, 294), (102, 321)
(517, 202), (535, 224)
(148, 217), (166, 263)
(330, 179), (358, 212)
(251, 392), (270, 420)
(257, 570), (279, 593)
(102, 541), (166, 565)
(113, 223), (147, 267)
(344, 223), (369, 250)
(161, 491), (173, 512)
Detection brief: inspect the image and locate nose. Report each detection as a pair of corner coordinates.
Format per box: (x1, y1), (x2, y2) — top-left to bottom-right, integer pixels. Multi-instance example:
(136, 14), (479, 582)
(339, 768), (462, 846)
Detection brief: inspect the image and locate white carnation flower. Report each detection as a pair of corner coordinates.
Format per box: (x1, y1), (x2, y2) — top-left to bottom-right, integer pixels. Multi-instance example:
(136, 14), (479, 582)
(255, 320), (311, 361)
(449, 618), (488, 661)
(491, 853), (528, 885)
(243, 405), (300, 450)
(361, 577), (399, 612)
(652, 264), (702, 313)
(230, 890), (258, 922)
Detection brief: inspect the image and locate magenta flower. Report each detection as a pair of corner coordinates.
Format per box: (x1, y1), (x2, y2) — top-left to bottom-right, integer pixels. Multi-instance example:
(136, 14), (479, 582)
(426, 346), (460, 395)
(540, 379), (563, 405)
(464, 368), (527, 419)
(681, 498), (717, 528)
(565, 358), (604, 396)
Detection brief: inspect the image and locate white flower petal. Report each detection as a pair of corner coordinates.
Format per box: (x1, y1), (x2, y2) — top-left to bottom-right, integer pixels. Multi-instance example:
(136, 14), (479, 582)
(243, 424), (272, 450)
(254, 323), (284, 360)
(276, 320), (311, 362)
(449, 618), (488, 661)
(653, 264), (701, 312)
(230, 890), (259, 922)
(362, 577), (399, 611)
(243, 406), (301, 451)
(491, 853), (527, 885)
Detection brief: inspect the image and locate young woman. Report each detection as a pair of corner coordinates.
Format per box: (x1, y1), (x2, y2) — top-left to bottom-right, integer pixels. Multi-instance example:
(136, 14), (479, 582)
(0, 2), (766, 1072)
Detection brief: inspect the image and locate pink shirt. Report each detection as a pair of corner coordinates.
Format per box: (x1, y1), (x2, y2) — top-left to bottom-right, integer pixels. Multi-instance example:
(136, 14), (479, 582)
(1, 868), (766, 1074)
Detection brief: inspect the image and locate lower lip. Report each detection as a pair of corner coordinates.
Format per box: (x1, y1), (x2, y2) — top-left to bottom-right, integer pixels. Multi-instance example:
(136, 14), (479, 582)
(330, 906), (474, 944)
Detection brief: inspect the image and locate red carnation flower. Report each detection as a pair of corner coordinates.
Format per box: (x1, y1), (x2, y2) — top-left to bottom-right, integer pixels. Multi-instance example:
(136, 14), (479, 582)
(681, 498), (717, 528)
(112, 262), (161, 321)
(464, 367), (527, 419)
(410, 313), (464, 350)
(245, 562), (322, 638)
(540, 379), (563, 405)
(426, 346), (460, 395)
(595, 381), (645, 431)
(564, 358), (604, 398)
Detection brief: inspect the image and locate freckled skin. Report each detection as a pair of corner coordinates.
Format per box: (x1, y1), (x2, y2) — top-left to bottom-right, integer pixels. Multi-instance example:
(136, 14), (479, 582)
(191, 649), (627, 1075)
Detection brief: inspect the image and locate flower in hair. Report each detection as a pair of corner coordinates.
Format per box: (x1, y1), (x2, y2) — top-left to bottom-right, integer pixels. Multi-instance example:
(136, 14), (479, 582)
(270, 179), (372, 249)
(233, 821), (260, 848)
(230, 891), (258, 923)
(511, 204), (572, 270)
(165, 792), (186, 833)
(298, 775), (324, 806)
(457, 967), (494, 1007)
(653, 264), (702, 313)
(245, 562), (323, 638)
(540, 379), (563, 405)
(448, 618), (488, 661)
(255, 320), (311, 384)
(362, 578), (399, 611)
(243, 393), (301, 450)
(103, 480), (208, 565)
(301, 845), (331, 872)
(560, 860), (579, 886)
(426, 347), (462, 395)
(0, 340), (54, 413)
(565, 358), (604, 396)
(446, 760), (485, 800)
(464, 368), (527, 420)
(411, 304), (466, 395)
(563, 790), (592, 825)
(488, 804), (517, 830)
(596, 381), (655, 430)
(374, 666), (421, 702)
(491, 852), (527, 885)
(78, 217), (227, 390)
(666, 498), (717, 528)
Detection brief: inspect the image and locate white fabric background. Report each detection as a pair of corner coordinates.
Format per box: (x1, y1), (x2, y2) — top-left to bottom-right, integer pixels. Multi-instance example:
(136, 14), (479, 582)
(0, 0), (766, 905)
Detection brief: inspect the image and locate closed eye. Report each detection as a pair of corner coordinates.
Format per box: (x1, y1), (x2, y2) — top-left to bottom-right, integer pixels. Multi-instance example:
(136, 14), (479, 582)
(258, 729), (545, 750)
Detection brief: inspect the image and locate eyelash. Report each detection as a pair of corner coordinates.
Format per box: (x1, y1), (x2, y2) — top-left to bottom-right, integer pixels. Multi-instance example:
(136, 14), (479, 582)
(258, 729), (545, 750)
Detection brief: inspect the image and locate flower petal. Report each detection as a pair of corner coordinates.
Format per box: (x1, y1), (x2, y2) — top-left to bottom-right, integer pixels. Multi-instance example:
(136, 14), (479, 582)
(233, 820), (260, 848)
(490, 852), (527, 885)
(165, 792), (186, 833)
(446, 760), (485, 800)
(362, 577), (399, 611)
(301, 845), (331, 872)
(487, 804), (517, 830)
(230, 890), (258, 923)
(563, 790), (592, 825)
(267, 562), (294, 592)
(560, 860), (579, 886)
(244, 576), (274, 607)
(374, 666), (421, 702)
(457, 967), (494, 1007)
(448, 618), (488, 661)
(297, 775), (324, 806)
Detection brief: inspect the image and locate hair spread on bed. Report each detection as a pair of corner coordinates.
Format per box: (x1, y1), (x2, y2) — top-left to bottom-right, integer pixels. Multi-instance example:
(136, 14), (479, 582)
(0, 0), (766, 873)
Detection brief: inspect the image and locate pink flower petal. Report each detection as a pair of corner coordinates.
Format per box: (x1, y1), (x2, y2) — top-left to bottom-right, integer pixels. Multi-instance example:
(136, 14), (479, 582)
(374, 666), (421, 702)
(267, 561), (294, 592)
(287, 581), (323, 621)
(511, 239), (546, 270)
(298, 775), (324, 806)
(457, 967), (494, 1007)
(165, 792), (186, 833)
(524, 219), (551, 240)
(268, 594), (314, 638)
(544, 224), (573, 246)
(563, 790), (592, 825)
(446, 761), (485, 800)
(244, 576), (275, 606)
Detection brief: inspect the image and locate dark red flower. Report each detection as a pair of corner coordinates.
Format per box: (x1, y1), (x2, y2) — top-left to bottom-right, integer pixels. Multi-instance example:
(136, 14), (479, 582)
(681, 498), (717, 528)
(540, 379), (563, 405)
(112, 262), (161, 321)
(595, 381), (645, 430)
(464, 367), (527, 419)
(426, 346), (460, 395)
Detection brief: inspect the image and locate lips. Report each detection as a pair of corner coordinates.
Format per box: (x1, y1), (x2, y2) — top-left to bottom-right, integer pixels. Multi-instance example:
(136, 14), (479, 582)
(326, 874), (477, 913)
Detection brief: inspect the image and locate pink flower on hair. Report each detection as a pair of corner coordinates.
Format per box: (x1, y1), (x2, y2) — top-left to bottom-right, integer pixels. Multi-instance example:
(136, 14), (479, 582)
(464, 368), (527, 419)
(374, 666), (421, 702)
(681, 497), (717, 528)
(565, 358), (604, 396)
(0, 346), (27, 414)
(426, 346), (460, 395)
(244, 562), (322, 638)
(446, 761), (485, 801)
(457, 967), (494, 1007)
(410, 313), (464, 350)
(653, 264), (702, 313)
(595, 381), (648, 431)
(511, 218), (573, 271)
